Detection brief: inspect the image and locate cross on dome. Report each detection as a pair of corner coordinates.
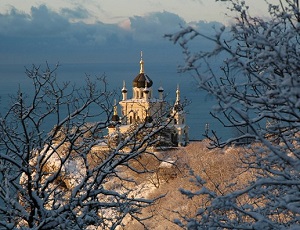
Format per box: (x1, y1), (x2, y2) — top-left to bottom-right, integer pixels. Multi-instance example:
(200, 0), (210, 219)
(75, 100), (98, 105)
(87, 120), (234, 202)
(140, 51), (144, 74)
(133, 52), (153, 88)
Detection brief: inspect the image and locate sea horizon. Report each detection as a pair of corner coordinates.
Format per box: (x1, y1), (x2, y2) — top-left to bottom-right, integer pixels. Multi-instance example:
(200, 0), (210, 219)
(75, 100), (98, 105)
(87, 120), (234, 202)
(0, 62), (230, 141)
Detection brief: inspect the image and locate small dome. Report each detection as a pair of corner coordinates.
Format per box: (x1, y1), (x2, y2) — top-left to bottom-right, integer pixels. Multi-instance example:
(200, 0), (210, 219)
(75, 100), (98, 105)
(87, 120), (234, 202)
(144, 115), (153, 123)
(108, 124), (115, 128)
(158, 86), (164, 92)
(122, 80), (127, 93)
(133, 73), (153, 88)
(111, 114), (120, 122)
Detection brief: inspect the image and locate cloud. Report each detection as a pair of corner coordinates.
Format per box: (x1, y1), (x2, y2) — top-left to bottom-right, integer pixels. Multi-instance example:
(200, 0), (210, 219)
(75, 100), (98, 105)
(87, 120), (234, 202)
(0, 5), (223, 65)
(118, 19), (131, 31)
(30, 5), (71, 35)
(61, 7), (90, 21)
(129, 11), (186, 41)
(0, 5), (70, 37)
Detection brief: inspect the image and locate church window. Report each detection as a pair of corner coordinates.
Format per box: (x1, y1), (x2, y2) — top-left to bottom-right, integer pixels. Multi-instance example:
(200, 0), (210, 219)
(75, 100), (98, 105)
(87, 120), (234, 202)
(171, 133), (178, 145)
(130, 116), (132, 124)
(174, 118), (177, 124)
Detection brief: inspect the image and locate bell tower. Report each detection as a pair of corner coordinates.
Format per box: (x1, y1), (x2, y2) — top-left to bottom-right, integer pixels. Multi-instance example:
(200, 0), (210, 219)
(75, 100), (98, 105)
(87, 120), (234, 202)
(170, 85), (189, 146)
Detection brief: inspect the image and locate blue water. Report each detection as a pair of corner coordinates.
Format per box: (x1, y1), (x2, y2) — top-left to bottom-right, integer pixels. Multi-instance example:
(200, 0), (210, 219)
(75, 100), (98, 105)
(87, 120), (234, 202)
(0, 62), (229, 140)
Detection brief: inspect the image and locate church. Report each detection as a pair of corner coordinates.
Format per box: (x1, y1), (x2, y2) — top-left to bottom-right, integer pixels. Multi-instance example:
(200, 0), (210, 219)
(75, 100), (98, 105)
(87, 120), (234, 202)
(108, 53), (189, 147)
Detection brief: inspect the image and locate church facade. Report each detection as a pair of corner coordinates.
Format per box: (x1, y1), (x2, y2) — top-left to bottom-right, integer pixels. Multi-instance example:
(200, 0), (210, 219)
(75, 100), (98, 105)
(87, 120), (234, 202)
(108, 53), (189, 147)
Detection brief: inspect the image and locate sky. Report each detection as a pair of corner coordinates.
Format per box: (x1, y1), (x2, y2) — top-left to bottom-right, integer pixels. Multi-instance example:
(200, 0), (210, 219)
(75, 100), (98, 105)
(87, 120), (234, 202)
(0, 0), (270, 24)
(0, 0), (251, 24)
(0, 0), (270, 65)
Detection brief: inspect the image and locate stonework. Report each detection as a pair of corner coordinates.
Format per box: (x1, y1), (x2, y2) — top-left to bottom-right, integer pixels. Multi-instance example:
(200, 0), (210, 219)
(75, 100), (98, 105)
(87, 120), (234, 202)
(108, 53), (189, 147)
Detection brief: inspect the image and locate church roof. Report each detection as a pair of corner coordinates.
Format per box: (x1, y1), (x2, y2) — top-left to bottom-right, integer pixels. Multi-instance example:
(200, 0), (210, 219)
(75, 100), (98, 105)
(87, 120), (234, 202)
(158, 86), (164, 92)
(133, 73), (153, 88)
(111, 114), (120, 122)
(122, 81), (127, 93)
(111, 99), (120, 122)
(144, 115), (153, 123)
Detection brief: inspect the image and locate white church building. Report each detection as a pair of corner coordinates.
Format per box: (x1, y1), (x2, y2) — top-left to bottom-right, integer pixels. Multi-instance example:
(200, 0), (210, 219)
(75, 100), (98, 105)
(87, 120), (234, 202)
(108, 53), (189, 147)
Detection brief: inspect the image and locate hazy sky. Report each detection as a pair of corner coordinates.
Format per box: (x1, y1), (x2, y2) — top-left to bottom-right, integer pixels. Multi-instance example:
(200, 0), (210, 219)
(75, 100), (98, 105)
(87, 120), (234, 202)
(0, 0), (270, 65)
(0, 0), (225, 23)
(1, 0), (267, 24)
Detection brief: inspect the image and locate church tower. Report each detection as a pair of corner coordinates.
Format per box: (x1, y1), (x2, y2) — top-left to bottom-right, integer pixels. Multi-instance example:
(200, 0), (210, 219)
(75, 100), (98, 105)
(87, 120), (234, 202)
(169, 85), (189, 146)
(119, 52), (165, 129)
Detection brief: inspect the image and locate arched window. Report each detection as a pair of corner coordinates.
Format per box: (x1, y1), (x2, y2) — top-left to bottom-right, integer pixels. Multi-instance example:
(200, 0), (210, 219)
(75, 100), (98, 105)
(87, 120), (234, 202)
(171, 133), (178, 145)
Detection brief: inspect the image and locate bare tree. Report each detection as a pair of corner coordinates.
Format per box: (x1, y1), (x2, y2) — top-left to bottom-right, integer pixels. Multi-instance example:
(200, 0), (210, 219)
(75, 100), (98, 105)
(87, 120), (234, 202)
(0, 64), (167, 229)
(167, 0), (300, 228)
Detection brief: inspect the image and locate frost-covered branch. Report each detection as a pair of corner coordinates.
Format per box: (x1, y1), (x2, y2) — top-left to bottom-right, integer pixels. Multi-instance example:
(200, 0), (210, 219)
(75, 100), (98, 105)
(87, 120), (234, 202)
(169, 0), (300, 228)
(0, 64), (168, 229)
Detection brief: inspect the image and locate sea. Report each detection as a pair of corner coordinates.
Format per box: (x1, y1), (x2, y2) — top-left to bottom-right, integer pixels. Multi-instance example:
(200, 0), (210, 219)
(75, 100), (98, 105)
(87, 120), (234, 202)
(0, 62), (230, 141)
